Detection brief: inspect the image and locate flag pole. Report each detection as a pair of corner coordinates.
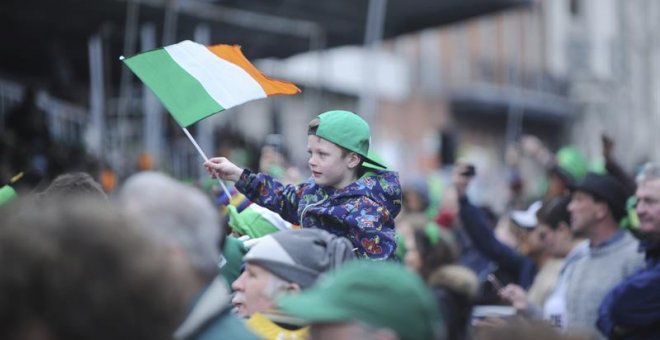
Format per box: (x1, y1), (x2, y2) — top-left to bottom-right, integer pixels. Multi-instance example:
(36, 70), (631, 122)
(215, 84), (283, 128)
(182, 127), (233, 200)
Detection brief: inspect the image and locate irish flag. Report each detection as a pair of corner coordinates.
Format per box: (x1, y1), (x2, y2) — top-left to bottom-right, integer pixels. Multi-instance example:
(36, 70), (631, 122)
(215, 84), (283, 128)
(122, 40), (300, 127)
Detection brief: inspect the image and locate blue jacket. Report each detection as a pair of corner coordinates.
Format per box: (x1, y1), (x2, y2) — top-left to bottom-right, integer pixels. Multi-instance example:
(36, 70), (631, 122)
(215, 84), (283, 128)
(235, 169), (402, 260)
(597, 242), (660, 339)
(459, 197), (537, 289)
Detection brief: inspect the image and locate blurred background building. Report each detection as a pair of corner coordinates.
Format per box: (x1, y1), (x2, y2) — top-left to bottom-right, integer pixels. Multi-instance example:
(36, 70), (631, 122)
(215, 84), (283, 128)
(1, 0), (659, 206)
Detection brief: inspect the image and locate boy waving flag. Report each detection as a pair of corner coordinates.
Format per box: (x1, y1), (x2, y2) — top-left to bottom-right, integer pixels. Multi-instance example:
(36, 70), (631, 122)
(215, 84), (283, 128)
(205, 110), (402, 260)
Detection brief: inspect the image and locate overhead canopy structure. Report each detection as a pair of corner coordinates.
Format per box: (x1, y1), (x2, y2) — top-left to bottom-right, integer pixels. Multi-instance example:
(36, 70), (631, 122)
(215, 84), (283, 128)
(1, 0), (530, 88)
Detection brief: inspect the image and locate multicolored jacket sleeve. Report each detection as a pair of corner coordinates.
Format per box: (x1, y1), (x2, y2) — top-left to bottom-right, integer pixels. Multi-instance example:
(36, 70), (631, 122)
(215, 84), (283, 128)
(234, 170), (303, 224)
(345, 197), (397, 260)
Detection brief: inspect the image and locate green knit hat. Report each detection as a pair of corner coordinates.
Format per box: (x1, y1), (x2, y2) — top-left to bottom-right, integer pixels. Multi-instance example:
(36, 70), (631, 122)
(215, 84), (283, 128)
(278, 261), (443, 340)
(312, 110), (386, 169)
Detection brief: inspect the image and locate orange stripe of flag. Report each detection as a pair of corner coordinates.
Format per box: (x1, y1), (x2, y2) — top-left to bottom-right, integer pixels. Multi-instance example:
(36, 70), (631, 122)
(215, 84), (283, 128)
(207, 44), (301, 96)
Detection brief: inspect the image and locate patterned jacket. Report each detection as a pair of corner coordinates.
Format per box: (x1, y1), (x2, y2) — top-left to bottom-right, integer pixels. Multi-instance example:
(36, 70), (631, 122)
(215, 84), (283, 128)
(235, 169), (402, 260)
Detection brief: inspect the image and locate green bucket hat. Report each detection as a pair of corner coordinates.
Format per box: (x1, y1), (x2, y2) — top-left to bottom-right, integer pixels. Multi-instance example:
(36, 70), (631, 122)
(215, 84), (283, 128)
(312, 110), (387, 169)
(278, 261), (443, 340)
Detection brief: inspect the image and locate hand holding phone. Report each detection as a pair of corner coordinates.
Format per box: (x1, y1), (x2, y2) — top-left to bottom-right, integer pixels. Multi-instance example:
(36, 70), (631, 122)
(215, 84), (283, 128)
(461, 164), (476, 177)
(452, 163), (475, 199)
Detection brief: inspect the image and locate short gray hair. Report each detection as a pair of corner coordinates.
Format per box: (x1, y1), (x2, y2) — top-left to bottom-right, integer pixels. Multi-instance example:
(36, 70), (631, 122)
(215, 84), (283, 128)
(262, 273), (291, 301)
(636, 162), (660, 184)
(117, 172), (221, 279)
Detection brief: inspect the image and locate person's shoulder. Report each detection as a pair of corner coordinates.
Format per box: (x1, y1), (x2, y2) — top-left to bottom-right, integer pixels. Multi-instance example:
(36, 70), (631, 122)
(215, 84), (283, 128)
(359, 170), (401, 193)
(346, 192), (382, 206)
(365, 169), (400, 182)
(619, 233), (645, 255)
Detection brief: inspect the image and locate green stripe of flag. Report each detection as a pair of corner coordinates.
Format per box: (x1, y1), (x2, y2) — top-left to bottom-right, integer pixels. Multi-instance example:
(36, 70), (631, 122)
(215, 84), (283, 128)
(123, 48), (225, 127)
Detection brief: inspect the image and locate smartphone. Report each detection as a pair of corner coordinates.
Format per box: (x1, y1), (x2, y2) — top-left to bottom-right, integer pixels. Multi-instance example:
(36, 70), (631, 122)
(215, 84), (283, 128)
(487, 273), (503, 291)
(471, 305), (517, 321)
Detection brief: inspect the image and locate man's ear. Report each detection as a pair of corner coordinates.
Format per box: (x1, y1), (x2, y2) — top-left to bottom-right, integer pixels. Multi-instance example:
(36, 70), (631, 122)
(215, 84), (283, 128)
(595, 201), (610, 220)
(347, 152), (361, 169)
(286, 282), (302, 293)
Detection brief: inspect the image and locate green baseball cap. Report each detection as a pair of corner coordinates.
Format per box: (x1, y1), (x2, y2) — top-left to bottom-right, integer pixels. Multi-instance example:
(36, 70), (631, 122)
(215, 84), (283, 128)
(361, 150), (389, 171)
(313, 110), (387, 169)
(278, 261), (443, 340)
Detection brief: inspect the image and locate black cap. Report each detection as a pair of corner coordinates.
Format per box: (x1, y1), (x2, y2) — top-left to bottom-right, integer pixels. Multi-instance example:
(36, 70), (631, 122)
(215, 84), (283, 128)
(570, 172), (627, 220)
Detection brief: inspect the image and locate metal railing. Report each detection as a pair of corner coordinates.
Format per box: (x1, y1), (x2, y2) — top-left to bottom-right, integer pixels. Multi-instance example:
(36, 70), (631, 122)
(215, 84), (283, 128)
(0, 79), (88, 147)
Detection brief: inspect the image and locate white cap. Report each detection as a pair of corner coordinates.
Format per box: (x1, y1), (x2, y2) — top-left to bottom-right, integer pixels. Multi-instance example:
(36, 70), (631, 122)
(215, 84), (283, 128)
(510, 201), (542, 229)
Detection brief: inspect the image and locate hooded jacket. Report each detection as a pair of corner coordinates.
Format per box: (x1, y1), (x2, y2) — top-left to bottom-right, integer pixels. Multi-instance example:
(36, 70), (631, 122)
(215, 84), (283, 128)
(597, 241), (660, 339)
(235, 168), (402, 260)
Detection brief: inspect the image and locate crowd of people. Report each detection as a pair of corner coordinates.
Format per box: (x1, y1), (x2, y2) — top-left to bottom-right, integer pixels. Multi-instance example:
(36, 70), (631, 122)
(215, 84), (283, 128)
(2, 109), (660, 340)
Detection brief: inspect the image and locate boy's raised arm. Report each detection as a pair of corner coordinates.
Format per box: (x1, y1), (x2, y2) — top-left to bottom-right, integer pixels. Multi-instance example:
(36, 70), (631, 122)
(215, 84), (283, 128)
(204, 157), (244, 182)
(203, 157), (302, 223)
(234, 170), (303, 224)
